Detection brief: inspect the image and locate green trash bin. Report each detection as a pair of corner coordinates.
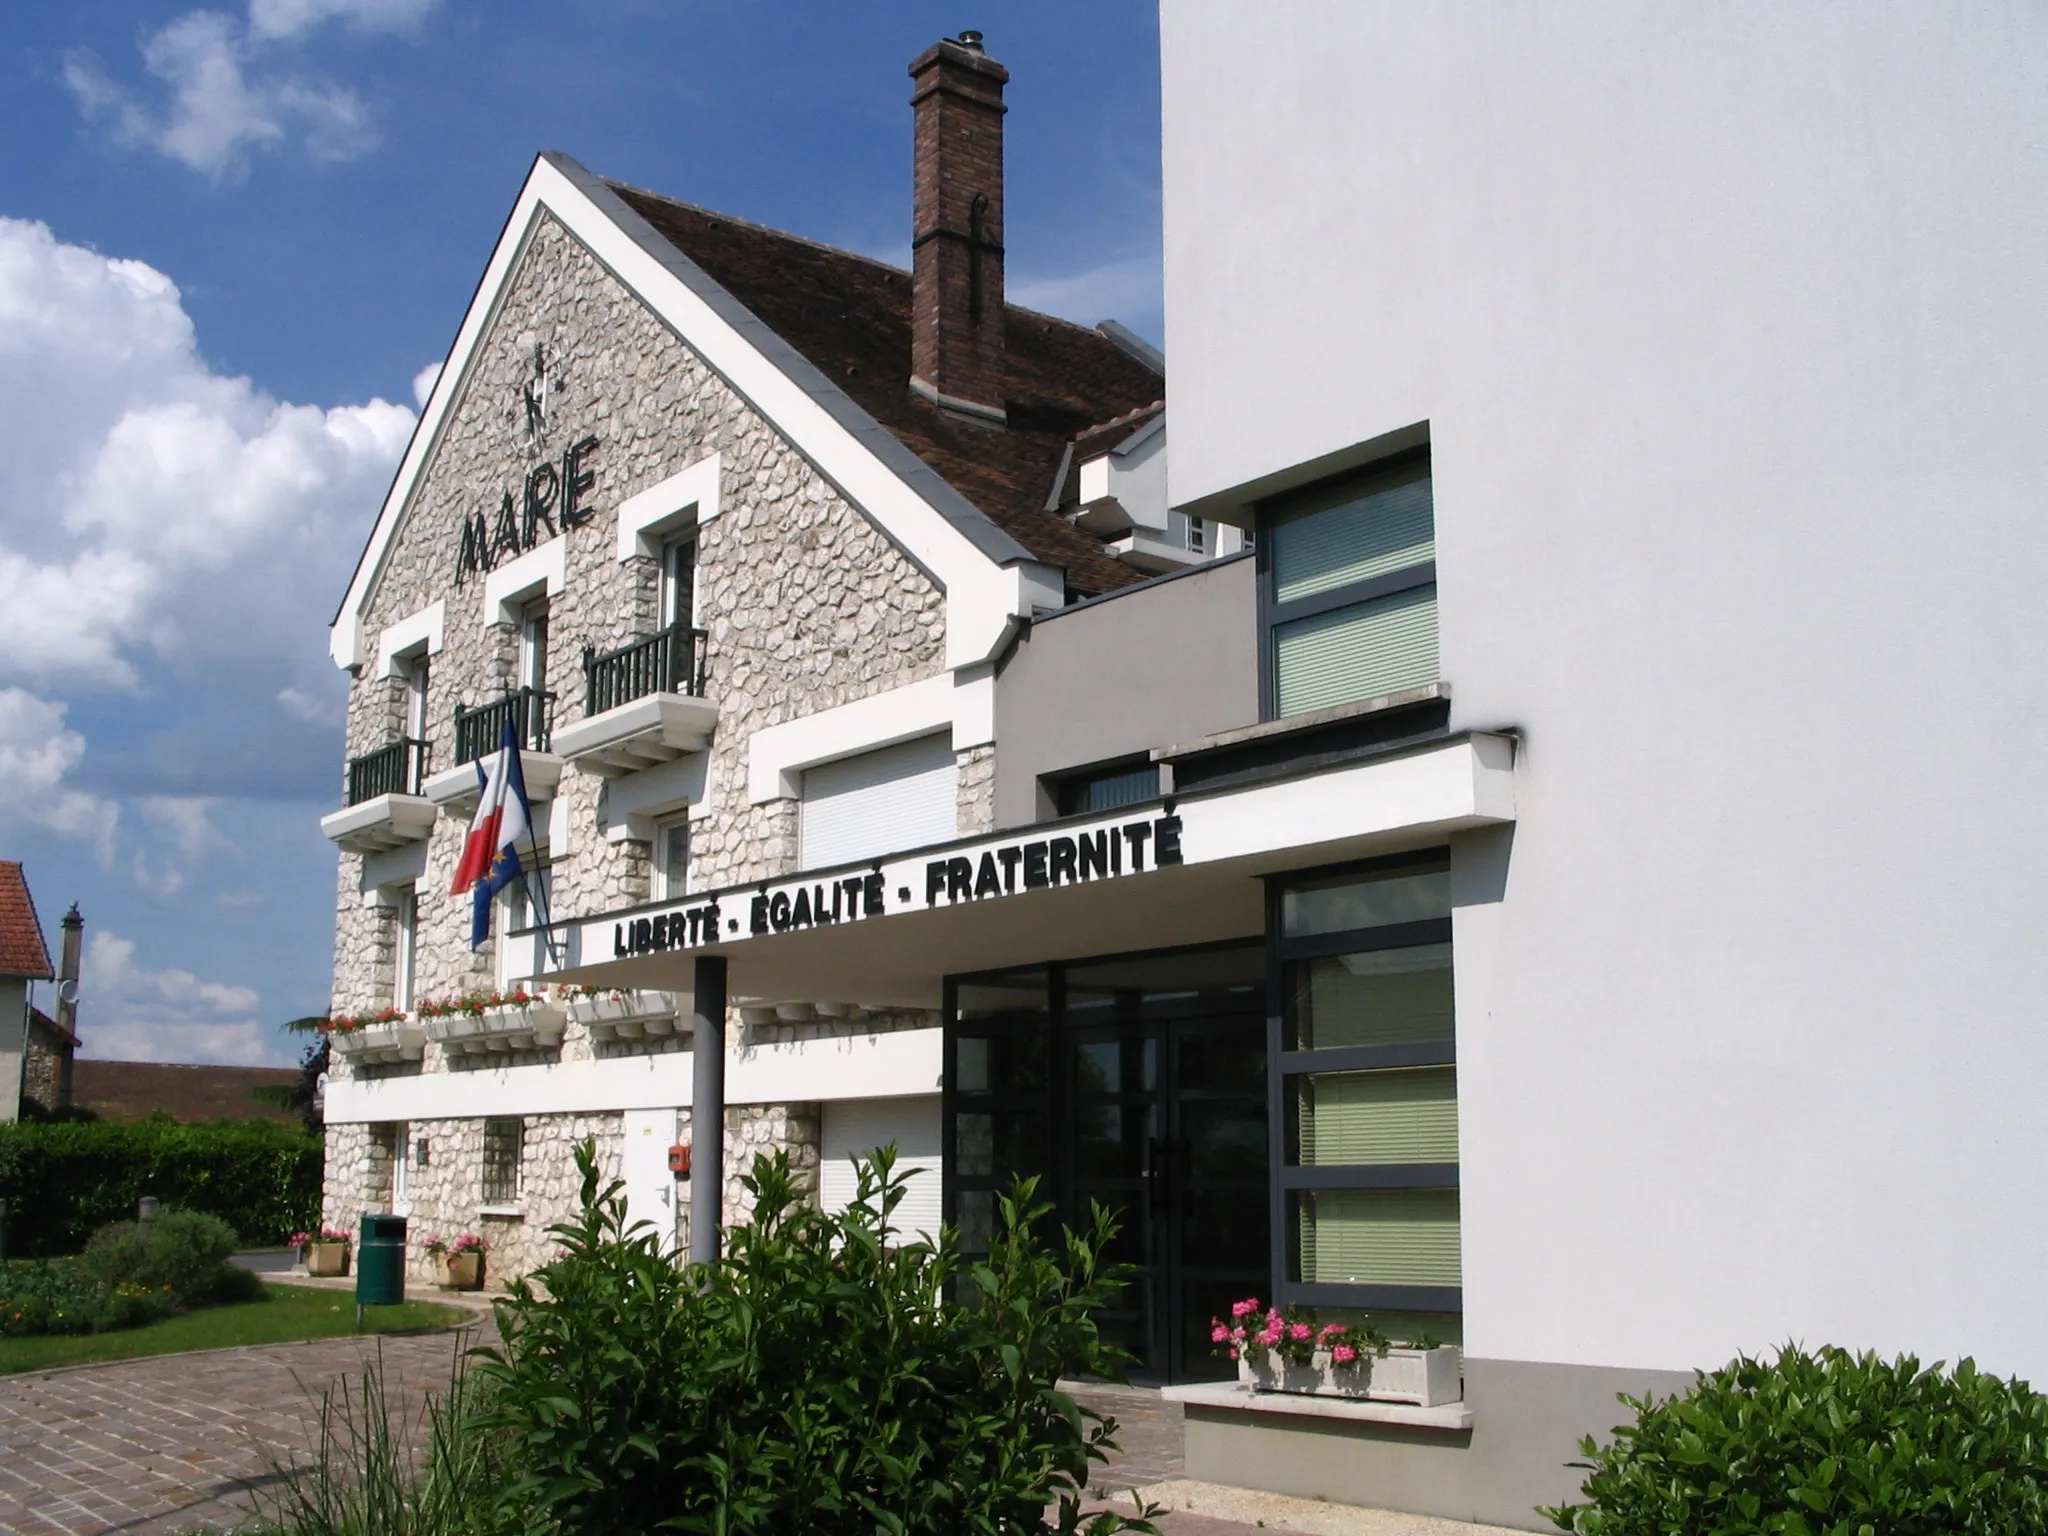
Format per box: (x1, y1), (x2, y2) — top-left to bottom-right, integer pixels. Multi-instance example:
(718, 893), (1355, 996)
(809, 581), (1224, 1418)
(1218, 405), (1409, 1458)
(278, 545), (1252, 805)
(357, 1213), (407, 1307)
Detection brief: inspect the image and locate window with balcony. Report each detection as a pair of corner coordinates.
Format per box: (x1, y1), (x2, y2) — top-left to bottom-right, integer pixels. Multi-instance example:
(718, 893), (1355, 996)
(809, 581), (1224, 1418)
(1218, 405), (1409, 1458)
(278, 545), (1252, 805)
(1276, 851), (1460, 1332)
(1261, 449), (1436, 719)
(581, 536), (707, 719)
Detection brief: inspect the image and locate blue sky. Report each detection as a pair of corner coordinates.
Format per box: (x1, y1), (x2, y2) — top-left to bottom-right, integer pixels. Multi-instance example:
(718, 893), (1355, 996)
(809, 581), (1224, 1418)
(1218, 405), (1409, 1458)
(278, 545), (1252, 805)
(0, 1), (1162, 1066)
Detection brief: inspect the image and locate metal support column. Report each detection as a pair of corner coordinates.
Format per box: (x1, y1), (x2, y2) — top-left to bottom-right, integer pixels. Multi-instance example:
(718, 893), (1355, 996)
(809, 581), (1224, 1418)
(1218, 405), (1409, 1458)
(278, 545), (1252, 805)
(689, 954), (727, 1266)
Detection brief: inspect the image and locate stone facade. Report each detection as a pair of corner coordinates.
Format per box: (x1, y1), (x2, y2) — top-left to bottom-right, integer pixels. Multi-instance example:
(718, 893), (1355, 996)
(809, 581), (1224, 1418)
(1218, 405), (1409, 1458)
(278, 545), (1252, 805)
(325, 212), (958, 1286)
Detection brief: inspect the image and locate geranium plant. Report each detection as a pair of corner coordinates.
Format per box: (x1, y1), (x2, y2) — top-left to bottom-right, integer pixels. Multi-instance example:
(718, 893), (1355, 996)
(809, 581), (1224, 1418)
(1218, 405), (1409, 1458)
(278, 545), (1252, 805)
(290, 1227), (352, 1250)
(448, 1233), (488, 1256)
(1210, 1297), (1390, 1368)
(421, 1236), (450, 1259)
(415, 988), (539, 1020)
(318, 1007), (406, 1036)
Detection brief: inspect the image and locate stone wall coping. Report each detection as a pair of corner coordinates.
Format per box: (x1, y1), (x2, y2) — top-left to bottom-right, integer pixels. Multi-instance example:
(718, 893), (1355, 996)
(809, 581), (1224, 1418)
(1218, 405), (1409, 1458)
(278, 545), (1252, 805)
(1163, 1382), (1474, 1432)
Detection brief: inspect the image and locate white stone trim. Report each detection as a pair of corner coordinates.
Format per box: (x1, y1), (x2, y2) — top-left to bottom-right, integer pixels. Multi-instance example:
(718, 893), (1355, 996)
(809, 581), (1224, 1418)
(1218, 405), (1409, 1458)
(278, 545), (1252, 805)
(615, 452), (721, 561)
(375, 601), (445, 678)
(324, 1025), (942, 1124)
(747, 672), (995, 803)
(481, 535), (567, 626)
(331, 155), (1042, 673)
(1161, 1383), (1473, 1432)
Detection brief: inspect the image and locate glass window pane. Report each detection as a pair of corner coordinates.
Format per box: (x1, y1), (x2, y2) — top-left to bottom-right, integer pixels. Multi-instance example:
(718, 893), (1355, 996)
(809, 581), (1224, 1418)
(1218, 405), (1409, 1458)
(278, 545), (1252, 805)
(1075, 1103), (1156, 1179)
(953, 1032), (1047, 1095)
(1073, 1036), (1157, 1096)
(1295, 1067), (1458, 1165)
(1283, 864), (1450, 938)
(1295, 1188), (1460, 1288)
(1287, 946), (1454, 1050)
(955, 970), (1050, 1025)
(1272, 473), (1435, 604)
(954, 1111), (1046, 1179)
(1274, 584), (1439, 717)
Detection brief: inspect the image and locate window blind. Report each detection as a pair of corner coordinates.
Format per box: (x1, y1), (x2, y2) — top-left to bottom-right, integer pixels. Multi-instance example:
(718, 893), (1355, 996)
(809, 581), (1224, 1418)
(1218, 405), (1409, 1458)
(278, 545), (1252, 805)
(1274, 584), (1440, 716)
(821, 1095), (943, 1243)
(1293, 951), (1455, 1051)
(1272, 476), (1436, 604)
(799, 732), (958, 869)
(1299, 1188), (1461, 1288)
(1297, 1066), (1459, 1165)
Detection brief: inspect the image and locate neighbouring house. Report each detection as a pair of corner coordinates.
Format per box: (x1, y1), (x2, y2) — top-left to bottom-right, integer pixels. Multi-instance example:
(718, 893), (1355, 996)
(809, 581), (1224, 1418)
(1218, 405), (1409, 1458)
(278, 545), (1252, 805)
(69, 1060), (303, 1126)
(0, 864), (81, 1121)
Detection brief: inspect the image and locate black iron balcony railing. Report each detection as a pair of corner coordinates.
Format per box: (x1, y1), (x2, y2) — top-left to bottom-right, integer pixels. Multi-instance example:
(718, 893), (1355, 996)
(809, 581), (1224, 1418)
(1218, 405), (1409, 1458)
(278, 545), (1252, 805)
(345, 737), (429, 806)
(583, 623), (707, 717)
(454, 687), (555, 766)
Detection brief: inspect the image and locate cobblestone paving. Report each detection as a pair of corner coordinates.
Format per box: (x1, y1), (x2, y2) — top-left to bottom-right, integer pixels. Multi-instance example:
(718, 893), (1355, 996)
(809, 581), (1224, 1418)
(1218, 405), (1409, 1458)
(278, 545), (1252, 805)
(0, 1327), (482, 1535)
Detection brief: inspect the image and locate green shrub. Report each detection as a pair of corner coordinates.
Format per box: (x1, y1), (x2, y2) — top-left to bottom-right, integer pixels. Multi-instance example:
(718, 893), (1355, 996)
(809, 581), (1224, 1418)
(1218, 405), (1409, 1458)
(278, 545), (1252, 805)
(1543, 1343), (2048, 1535)
(0, 1119), (320, 1255)
(0, 1259), (171, 1336)
(80, 1209), (242, 1306)
(475, 1142), (1155, 1536)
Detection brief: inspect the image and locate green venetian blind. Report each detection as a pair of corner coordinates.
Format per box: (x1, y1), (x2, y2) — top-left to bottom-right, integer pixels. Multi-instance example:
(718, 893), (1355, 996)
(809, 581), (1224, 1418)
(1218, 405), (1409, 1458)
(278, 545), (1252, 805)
(1299, 1189), (1461, 1288)
(1297, 1067), (1459, 1165)
(1272, 476), (1435, 603)
(1292, 947), (1455, 1051)
(1273, 585), (1440, 716)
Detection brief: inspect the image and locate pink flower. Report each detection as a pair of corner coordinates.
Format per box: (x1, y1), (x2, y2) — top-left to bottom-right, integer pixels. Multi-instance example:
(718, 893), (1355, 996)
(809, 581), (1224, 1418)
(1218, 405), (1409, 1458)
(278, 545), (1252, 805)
(1211, 1325), (1230, 1343)
(1331, 1344), (1358, 1365)
(1232, 1298), (1258, 1318)
(1228, 1348), (1240, 1360)
(1259, 1327), (1283, 1347)
(1319, 1323), (1347, 1339)
(1289, 1322), (1312, 1341)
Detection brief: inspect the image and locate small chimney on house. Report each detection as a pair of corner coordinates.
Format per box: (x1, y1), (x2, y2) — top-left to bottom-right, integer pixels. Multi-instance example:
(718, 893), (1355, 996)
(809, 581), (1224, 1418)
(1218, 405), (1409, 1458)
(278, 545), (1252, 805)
(909, 31), (1009, 424)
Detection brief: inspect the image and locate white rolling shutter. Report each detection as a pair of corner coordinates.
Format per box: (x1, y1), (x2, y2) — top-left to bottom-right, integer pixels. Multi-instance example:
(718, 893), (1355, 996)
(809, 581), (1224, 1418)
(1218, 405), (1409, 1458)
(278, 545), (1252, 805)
(821, 1096), (943, 1243)
(799, 733), (957, 869)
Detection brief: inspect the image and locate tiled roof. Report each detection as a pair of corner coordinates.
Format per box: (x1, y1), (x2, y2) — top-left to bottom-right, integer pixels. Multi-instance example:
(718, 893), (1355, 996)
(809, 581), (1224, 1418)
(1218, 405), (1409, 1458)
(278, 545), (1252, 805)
(607, 185), (1162, 598)
(0, 863), (52, 980)
(27, 1007), (77, 1051)
(70, 1060), (302, 1126)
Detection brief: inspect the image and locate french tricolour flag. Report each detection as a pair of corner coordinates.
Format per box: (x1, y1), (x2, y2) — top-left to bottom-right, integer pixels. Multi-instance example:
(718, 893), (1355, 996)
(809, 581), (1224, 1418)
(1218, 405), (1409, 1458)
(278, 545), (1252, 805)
(450, 718), (534, 948)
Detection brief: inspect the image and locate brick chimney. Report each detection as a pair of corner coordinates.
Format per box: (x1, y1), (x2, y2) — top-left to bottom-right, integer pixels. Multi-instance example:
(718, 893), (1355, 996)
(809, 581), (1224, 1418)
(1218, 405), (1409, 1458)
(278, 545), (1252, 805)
(909, 31), (1009, 424)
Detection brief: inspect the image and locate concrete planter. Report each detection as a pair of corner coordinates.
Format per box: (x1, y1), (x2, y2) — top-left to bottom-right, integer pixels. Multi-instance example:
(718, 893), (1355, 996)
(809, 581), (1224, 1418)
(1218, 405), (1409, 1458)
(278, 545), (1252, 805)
(327, 1022), (426, 1065)
(305, 1241), (349, 1277)
(424, 1002), (565, 1054)
(1239, 1345), (1461, 1407)
(436, 1252), (484, 1290)
(567, 990), (679, 1045)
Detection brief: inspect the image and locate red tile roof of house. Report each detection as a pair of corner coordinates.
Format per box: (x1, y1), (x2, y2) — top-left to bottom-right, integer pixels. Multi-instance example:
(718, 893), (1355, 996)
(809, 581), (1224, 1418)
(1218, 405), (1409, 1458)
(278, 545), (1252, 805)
(0, 863), (52, 980)
(607, 185), (1163, 599)
(70, 1060), (302, 1126)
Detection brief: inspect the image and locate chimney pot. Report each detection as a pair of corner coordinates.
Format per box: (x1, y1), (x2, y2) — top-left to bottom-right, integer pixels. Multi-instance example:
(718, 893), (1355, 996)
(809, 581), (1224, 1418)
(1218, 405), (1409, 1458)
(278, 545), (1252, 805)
(909, 33), (1009, 423)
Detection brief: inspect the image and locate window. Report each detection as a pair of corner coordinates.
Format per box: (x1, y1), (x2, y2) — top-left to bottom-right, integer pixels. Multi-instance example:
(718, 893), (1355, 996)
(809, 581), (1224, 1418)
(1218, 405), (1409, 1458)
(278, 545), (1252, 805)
(661, 532), (698, 631)
(1056, 761), (1162, 817)
(652, 815), (690, 901)
(799, 733), (958, 869)
(393, 886), (418, 1012)
(1261, 449), (1436, 719)
(520, 599), (550, 695)
(1275, 851), (1460, 1320)
(403, 654), (430, 741)
(500, 861), (555, 985)
(481, 1117), (524, 1205)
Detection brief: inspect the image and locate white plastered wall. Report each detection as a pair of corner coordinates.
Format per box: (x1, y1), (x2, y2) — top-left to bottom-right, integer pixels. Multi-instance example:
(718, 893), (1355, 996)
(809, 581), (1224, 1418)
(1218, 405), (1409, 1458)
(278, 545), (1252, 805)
(1164, 3), (2048, 1378)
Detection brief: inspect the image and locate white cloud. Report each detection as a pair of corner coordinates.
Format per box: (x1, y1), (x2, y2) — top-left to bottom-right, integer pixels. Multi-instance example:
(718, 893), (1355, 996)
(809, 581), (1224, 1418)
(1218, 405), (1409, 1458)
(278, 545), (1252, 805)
(1009, 252), (1164, 341)
(63, 6), (390, 179)
(411, 358), (443, 409)
(140, 796), (218, 856)
(0, 689), (117, 859)
(80, 928), (275, 1066)
(249, 0), (440, 41)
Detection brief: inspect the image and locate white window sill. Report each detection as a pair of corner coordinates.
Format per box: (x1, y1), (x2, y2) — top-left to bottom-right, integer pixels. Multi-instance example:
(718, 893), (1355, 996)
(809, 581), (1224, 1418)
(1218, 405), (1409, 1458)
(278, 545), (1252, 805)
(1161, 1382), (1472, 1431)
(476, 1204), (525, 1220)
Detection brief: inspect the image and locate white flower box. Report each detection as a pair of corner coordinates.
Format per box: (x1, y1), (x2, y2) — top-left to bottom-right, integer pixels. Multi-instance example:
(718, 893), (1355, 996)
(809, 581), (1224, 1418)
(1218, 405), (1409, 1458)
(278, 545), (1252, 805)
(567, 990), (679, 1045)
(328, 1021), (426, 1064)
(424, 1001), (565, 1055)
(1239, 1345), (1461, 1407)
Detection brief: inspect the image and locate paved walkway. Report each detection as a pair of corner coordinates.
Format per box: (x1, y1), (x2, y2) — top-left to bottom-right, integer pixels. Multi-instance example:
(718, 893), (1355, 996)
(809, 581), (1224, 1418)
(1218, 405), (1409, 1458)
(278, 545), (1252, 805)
(0, 1339), (1508, 1536)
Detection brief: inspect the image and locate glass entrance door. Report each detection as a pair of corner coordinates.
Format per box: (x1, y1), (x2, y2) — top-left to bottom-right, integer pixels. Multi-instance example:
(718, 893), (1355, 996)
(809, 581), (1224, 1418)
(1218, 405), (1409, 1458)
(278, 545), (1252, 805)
(1062, 946), (1267, 1382)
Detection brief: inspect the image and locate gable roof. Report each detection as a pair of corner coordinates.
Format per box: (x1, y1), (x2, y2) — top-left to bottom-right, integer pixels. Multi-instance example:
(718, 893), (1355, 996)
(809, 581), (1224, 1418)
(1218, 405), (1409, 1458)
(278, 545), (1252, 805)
(70, 1060), (301, 1126)
(0, 863), (52, 980)
(607, 184), (1161, 598)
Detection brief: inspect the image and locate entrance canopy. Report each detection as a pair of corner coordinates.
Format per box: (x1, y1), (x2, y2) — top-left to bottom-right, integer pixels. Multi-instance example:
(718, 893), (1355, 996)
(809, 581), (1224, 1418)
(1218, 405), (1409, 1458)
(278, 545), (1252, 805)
(545, 733), (1514, 1011)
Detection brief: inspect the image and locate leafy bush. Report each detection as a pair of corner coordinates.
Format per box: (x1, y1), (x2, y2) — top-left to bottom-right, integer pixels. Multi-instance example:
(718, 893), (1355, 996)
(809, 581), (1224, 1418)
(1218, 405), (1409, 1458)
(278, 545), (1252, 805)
(0, 1120), (320, 1256)
(0, 1259), (171, 1336)
(475, 1141), (1155, 1536)
(81, 1209), (243, 1305)
(1543, 1343), (2048, 1535)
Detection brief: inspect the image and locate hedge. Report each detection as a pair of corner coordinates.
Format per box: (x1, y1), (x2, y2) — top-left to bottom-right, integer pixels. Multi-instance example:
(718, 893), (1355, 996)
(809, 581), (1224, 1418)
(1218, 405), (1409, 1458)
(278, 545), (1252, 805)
(0, 1121), (323, 1257)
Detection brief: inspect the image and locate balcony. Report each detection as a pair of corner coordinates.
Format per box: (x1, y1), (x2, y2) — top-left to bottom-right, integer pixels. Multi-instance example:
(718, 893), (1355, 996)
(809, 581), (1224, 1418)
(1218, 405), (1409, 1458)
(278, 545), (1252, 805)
(320, 739), (435, 854)
(423, 688), (565, 811)
(554, 624), (717, 778)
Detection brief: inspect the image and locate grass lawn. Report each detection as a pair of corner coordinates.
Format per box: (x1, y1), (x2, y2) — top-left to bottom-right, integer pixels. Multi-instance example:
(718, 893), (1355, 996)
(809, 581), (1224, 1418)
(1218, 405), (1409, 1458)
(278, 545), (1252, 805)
(0, 1282), (471, 1375)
